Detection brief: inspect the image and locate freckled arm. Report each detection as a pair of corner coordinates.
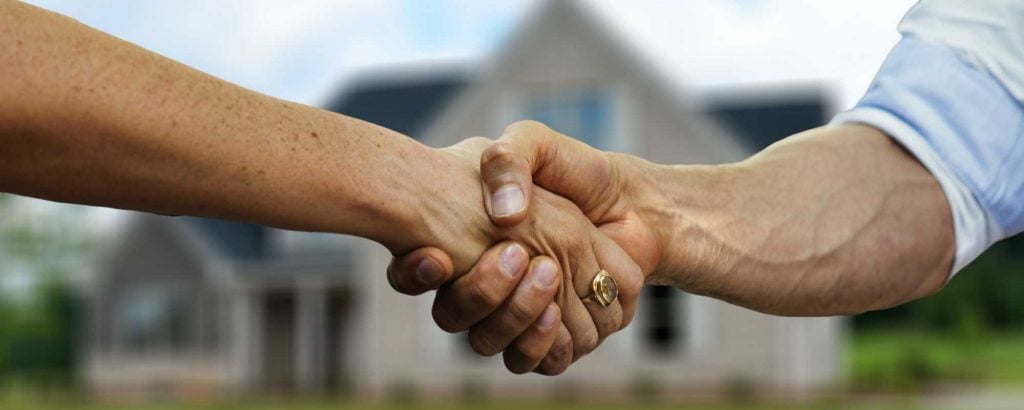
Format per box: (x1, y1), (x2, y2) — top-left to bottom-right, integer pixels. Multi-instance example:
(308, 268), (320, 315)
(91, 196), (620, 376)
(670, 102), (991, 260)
(0, 1), (466, 254)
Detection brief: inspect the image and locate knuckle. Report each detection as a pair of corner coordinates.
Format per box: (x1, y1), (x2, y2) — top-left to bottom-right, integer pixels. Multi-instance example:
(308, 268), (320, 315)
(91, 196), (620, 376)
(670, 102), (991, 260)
(536, 345), (571, 376)
(516, 340), (549, 366)
(499, 119), (548, 137)
(465, 282), (503, 311)
(464, 136), (493, 146)
(575, 329), (600, 357)
(538, 364), (567, 376)
(625, 272), (644, 299)
(505, 297), (539, 325)
(481, 141), (517, 166)
(607, 307), (625, 333)
(504, 120), (541, 135)
(504, 346), (541, 375)
(469, 330), (502, 357)
(616, 303), (635, 330)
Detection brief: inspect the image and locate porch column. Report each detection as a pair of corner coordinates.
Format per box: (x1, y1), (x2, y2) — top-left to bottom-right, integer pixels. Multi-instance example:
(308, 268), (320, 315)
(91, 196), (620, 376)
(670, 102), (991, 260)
(229, 287), (261, 392)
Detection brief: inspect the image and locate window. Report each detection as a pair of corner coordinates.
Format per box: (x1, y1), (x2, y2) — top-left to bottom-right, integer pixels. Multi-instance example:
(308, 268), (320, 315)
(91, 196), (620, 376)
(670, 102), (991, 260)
(521, 87), (614, 149)
(117, 283), (190, 353)
(644, 286), (685, 353)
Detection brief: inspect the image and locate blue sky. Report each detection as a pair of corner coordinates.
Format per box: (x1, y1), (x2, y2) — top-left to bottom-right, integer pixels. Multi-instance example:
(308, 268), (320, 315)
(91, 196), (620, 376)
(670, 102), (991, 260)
(24, 0), (917, 108)
(24, 0), (535, 104)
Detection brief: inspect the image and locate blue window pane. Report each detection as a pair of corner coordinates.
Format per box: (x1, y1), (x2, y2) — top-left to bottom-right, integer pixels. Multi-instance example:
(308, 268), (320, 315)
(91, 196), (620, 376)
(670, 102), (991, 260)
(521, 87), (614, 150)
(579, 92), (609, 148)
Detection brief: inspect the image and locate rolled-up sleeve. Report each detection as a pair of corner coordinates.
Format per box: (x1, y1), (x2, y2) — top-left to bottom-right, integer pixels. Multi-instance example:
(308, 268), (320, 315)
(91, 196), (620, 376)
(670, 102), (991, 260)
(831, 0), (1024, 277)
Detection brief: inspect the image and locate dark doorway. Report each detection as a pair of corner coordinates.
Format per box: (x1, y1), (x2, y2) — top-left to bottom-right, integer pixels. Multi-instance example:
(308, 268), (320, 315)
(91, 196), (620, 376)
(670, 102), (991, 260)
(645, 286), (685, 353)
(325, 289), (352, 392)
(262, 290), (296, 393)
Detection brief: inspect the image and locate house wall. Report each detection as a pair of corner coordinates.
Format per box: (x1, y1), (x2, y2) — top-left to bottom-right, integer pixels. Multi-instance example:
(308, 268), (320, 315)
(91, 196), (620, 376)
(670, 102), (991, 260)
(388, 0), (842, 397)
(86, 214), (229, 395)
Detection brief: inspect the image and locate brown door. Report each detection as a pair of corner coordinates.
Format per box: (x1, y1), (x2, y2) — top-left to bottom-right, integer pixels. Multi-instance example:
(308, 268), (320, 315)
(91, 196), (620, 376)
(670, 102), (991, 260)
(262, 290), (295, 393)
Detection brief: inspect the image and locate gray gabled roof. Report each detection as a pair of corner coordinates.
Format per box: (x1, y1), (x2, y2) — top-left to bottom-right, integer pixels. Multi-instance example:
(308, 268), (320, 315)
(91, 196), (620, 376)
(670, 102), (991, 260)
(322, 72), (467, 138)
(175, 216), (353, 282)
(182, 216), (268, 260)
(322, 70), (827, 152)
(702, 96), (828, 151)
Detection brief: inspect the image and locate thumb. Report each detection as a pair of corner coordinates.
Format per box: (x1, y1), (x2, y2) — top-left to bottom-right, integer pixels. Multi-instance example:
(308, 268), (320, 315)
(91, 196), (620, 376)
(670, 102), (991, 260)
(481, 121), (615, 227)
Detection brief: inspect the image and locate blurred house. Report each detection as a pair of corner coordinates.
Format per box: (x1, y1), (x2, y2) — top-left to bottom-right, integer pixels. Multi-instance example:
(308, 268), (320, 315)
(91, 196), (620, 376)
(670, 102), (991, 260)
(84, 0), (839, 400)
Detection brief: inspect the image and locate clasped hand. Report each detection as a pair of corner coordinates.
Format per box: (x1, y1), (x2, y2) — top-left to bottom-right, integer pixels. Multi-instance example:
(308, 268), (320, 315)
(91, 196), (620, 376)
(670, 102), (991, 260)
(386, 122), (662, 375)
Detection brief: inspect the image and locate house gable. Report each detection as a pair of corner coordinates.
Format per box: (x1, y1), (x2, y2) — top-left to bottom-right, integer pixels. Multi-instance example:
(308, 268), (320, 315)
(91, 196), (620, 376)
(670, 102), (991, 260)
(92, 214), (221, 354)
(414, 0), (752, 165)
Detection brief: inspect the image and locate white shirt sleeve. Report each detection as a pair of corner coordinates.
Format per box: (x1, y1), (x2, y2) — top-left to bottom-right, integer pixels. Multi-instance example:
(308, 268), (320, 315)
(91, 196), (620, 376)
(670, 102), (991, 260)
(899, 0), (1024, 102)
(831, 0), (1024, 278)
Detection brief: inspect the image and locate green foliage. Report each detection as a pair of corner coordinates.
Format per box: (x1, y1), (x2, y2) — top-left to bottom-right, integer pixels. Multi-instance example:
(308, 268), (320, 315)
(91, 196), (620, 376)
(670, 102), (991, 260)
(848, 330), (1024, 391)
(0, 279), (79, 387)
(854, 233), (1024, 333)
(0, 197), (95, 388)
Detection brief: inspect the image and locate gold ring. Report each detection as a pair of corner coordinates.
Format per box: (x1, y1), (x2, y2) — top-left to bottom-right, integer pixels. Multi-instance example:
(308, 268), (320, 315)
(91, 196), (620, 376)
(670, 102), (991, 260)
(583, 269), (618, 307)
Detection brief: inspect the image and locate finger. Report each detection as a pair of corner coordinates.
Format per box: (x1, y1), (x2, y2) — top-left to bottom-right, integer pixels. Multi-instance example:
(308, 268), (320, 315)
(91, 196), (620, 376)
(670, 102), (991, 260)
(581, 282), (625, 347)
(502, 303), (560, 374)
(387, 247), (454, 295)
(481, 121), (615, 226)
(534, 322), (573, 376)
(592, 234), (645, 331)
(479, 139), (533, 226)
(469, 257), (560, 356)
(431, 242), (529, 333)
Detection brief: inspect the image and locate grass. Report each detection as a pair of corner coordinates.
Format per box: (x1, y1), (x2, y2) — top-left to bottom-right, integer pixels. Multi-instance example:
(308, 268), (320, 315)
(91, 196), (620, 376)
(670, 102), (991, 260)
(0, 394), (928, 410)
(847, 329), (1024, 390)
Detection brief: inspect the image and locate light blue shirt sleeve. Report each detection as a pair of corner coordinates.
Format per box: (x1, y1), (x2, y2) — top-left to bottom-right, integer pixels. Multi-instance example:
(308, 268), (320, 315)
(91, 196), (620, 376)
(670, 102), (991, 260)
(832, 35), (1024, 276)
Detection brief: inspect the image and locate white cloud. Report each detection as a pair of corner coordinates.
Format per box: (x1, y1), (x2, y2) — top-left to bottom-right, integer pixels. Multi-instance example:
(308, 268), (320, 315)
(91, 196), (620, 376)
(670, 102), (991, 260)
(583, 0), (918, 108)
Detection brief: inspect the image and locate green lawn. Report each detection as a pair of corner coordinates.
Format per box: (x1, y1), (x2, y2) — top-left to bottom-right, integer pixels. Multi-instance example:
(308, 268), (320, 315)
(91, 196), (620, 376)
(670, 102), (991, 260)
(0, 395), (927, 410)
(847, 330), (1024, 390)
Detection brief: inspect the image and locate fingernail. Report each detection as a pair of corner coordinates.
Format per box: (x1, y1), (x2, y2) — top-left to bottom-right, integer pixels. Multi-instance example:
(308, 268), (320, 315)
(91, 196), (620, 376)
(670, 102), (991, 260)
(498, 244), (527, 278)
(532, 259), (557, 288)
(538, 305), (558, 330)
(415, 257), (443, 285)
(491, 184), (525, 217)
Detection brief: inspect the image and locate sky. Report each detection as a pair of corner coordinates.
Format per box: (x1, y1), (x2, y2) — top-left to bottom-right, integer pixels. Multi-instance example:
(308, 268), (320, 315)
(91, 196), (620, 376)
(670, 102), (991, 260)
(24, 0), (919, 108)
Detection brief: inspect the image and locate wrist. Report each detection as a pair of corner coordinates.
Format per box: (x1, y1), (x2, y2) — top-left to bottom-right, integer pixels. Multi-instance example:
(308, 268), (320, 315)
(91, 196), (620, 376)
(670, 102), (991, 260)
(625, 157), (744, 293)
(396, 145), (492, 268)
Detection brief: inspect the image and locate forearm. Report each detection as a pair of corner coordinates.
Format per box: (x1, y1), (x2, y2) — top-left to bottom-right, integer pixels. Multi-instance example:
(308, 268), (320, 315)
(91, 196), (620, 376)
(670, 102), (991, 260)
(0, 2), (454, 254)
(635, 124), (954, 315)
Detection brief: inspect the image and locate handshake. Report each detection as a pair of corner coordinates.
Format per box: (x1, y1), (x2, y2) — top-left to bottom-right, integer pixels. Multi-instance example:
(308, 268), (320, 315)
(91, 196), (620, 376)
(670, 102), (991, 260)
(376, 121), (953, 376)
(385, 121), (662, 376)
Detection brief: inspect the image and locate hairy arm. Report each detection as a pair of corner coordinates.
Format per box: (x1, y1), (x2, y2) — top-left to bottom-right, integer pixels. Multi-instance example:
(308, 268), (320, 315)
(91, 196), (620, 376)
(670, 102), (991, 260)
(0, 1), (480, 257)
(631, 124), (954, 315)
